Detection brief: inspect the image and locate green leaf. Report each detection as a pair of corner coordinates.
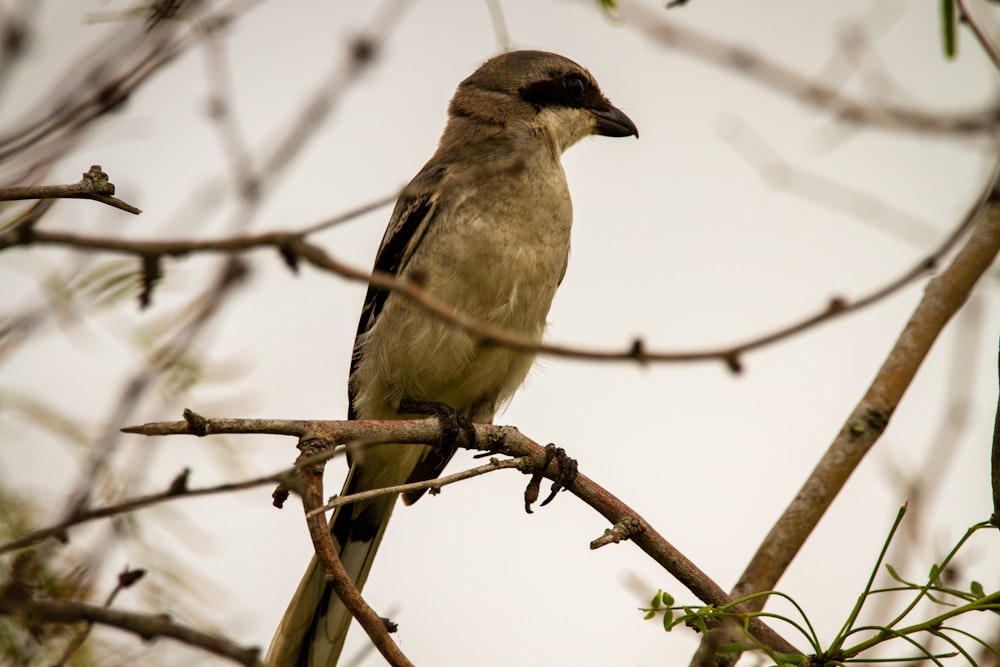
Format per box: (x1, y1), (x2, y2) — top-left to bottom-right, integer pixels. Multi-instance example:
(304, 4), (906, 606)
(941, 0), (957, 59)
(650, 590), (662, 610)
(596, 0), (618, 15)
(663, 592), (675, 606)
(928, 562), (942, 585)
(687, 610), (709, 634)
(971, 580), (986, 598)
(662, 608), (674, 631)
(643, 610), (656, 620)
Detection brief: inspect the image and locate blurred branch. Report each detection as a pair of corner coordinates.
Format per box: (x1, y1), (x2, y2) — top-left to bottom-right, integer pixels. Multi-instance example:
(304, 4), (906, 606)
(0, 6), (200, 166)
(955, 0), (1000, 71)
(0, 183), (984, 373)
(690, 150), (1000, 667)
(52, 566), (146, 667)
(0, 464), (303, 557)
(723, 117), (941, 247)
(121, 411), (804, 659)
(620, 0), (999, 135)
(0, 165), (142, 214)
(992, 332), (1000, 527)
(719, 151), (1000, 639)
(0, 592), (264, 667)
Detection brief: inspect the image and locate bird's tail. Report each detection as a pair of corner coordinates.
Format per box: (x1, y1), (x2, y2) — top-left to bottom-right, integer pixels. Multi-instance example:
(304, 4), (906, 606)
(266, 442), (420, 667)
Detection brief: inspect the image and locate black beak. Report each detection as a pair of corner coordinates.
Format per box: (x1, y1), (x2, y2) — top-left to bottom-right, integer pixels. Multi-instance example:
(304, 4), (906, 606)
(592, 104), (638, 138)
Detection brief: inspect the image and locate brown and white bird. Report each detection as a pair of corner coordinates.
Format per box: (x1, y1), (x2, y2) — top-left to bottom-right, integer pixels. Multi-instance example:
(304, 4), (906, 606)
(267, 49), (637, 667)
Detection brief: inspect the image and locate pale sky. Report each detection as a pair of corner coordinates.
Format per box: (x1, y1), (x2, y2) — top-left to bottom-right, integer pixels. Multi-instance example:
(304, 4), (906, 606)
(2, 1), (999, 665)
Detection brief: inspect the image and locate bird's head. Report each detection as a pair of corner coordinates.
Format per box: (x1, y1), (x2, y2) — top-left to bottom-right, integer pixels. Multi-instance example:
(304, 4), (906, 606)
(447, 50), (638, 153)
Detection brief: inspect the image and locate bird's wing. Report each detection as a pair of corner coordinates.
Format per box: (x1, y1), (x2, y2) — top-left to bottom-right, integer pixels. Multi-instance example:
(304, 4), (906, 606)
(348, 166), (444, 420)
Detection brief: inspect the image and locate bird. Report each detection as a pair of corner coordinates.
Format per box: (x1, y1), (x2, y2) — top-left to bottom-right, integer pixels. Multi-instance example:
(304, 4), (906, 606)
(266, 49), (637, 667)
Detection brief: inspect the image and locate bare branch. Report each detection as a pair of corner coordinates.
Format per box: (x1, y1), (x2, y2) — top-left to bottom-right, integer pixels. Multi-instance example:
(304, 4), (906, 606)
(297, 448), (414, 667)
(1, 184), (982, 373)
(306, 456), (527, 517)
(0, 465), (302, 556)
(0, 595), (265, 667)
(955, 0), (1000, 72)
(121, 412), (804, 658)
(52, 566), (146, 666)
(0, 165), (141, 214)
(619, 0), (999, 135)
(733, 159), (1000, 601)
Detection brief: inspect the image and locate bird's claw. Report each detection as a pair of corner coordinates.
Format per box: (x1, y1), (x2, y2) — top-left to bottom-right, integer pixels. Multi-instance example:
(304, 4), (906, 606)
(398, 398), (476, 461)
(524, 444), (578, 514)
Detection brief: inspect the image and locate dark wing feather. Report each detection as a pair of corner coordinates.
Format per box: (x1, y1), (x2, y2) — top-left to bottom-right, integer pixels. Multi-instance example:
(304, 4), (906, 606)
(347, 166), (445, 419)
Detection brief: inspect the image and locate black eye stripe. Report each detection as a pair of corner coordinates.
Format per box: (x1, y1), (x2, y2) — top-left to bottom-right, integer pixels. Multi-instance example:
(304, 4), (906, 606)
(519, 73), (602, 110)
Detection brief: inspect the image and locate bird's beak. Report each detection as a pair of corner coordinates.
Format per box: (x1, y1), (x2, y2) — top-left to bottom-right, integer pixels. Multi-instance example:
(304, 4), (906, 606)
(592, 104), (638, 139)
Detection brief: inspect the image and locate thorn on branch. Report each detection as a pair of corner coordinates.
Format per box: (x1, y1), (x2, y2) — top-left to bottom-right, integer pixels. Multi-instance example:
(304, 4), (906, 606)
(723, 352), (743, 374)
(272, 484), (291, 509)
(827, 296), (848, 313)
(590, 517), (644, 549)
(81, 165), (115, 196)
(138, 254), (161, 309)
(630, 337), (648, 365)
(182, 409), (208, 436)
(167, 468), (190, 495)
(117, 567), (146, 589)
(97, 81), (130, 114)
(278, 242), (300, 273)
(221, 257), (250, 287)
(349, 35), (378, 66)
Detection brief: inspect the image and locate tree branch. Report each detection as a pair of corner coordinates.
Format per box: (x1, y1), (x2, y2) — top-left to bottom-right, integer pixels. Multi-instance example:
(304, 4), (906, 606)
(296, 443), (414, 667)
(0, 165), (141, 214)
(121, 412), (804, 658)
(0, 465), (305, 556)
(733, 164), (999, 601)
(620, 0), (999, 135)
(1, 185), (980, 373)
(955, 0), (1000, 72)
(0, 594), (264, 667)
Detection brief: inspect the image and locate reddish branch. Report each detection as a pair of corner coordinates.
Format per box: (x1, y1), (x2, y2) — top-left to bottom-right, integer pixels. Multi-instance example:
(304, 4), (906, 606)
(296, 448), (415, 667)
(117, 413), (804, 659)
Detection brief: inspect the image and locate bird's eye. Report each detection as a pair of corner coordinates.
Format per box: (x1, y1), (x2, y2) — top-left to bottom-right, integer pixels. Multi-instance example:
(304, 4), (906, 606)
(564, 75), (586, 105)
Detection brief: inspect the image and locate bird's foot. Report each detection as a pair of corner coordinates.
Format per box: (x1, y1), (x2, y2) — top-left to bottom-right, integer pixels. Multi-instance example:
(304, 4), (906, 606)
(398, 398), (477, 459)
(524, 444), (578, 514)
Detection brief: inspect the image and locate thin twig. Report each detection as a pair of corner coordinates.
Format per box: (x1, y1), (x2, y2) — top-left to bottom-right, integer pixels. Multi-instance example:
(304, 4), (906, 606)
(1, 190), (980, 372)
(619, 0), (999, 135)
(52, 566), (146, 666)
(0, 596), (264, 666)
(306, 457), (527, 517)
(0, 165), (141, 214)
(955, 0), (1000, 72)
(0, 467), (297, 556)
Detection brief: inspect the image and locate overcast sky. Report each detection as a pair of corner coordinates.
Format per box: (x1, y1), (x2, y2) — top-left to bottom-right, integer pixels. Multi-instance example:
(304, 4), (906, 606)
(2, 1), (999, 665)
